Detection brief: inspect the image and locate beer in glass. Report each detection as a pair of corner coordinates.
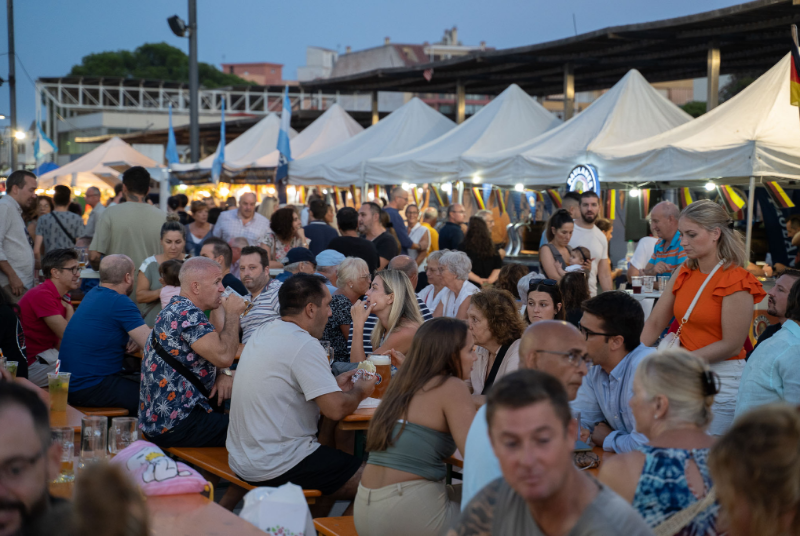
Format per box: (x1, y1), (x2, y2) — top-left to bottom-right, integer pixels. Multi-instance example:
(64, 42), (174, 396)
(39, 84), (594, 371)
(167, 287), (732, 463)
(367, 354), (392, 399)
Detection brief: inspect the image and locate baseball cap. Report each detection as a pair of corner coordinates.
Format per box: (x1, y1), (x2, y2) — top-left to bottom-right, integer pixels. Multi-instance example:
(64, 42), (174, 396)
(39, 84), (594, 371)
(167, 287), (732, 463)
(285, 248), (317, 266)
(316, 250), (346, 267)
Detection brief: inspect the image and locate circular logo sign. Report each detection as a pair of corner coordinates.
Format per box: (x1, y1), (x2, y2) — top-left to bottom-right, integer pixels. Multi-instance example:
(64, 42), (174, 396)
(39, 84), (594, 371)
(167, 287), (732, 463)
(753, 314), (771, 338)
(567, 164), (600, 194)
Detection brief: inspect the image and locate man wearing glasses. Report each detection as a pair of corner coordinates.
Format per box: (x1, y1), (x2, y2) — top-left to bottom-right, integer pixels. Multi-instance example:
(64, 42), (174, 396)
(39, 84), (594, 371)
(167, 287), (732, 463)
(17, 249), (81, 387)
(573, 291), (654, 454)
(79, 187), (105, 247)
(461, 320), (591, 508)
(0, 383), (63, 536)
(438, 203), (467, 251)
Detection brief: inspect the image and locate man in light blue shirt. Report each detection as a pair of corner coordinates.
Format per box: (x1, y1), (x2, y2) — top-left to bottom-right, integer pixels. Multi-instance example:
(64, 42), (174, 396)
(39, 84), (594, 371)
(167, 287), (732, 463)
(735, 308), (800, 419)
(461, 320), (589, 509)
(572, 291), (653, 453)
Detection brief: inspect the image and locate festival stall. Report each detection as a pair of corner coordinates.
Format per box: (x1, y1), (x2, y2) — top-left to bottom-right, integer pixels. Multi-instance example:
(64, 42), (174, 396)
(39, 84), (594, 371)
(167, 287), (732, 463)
(288, 98), (455, 186)
(363, 84), (561, 185)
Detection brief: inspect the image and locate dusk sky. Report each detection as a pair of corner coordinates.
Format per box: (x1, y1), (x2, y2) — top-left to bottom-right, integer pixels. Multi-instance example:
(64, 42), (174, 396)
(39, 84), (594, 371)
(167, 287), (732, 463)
(3, 0), (744, 127)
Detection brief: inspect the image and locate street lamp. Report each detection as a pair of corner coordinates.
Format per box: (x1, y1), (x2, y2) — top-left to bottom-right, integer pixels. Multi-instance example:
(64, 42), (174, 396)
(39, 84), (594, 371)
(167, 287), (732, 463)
(13, 130), (25, 140)
(167, 1), (199, 163)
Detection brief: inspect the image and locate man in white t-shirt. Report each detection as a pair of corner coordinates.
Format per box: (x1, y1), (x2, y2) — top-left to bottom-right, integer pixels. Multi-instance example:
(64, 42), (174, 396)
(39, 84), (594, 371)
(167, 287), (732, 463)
(227, 273), (377, 514)
(569, 191), (612, 296)
(627, 236), (658, 282)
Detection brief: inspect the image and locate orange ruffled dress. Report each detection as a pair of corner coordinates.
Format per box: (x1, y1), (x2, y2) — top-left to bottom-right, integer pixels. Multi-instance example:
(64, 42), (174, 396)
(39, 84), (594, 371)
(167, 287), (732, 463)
(672, 265), (765, 360)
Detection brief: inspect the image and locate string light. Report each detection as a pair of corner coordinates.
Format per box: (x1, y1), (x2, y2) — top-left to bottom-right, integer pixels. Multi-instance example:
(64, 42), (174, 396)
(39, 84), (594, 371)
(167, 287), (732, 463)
(629, 188), (641, 198)
(514, 184), (524, 192)
(704, 181), (715, 191)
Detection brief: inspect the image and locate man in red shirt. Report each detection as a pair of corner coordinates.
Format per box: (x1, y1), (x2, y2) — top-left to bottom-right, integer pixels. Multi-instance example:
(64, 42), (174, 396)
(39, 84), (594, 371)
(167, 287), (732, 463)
(18, 248), (80, 386)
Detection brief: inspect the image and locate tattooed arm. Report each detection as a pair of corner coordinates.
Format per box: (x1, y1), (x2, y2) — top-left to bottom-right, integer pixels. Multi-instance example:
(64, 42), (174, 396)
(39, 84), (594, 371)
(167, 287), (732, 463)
(447, 479), (502, 536)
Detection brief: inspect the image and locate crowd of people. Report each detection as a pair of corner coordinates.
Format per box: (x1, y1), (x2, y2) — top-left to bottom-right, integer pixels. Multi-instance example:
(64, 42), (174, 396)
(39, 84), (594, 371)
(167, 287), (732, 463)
(2, 166), (800, 536)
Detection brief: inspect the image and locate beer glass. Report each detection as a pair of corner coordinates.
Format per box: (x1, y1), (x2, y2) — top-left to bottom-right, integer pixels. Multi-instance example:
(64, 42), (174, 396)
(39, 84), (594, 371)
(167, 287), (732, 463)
(631, 276), (643, 294)
(321, 341), (334, 366)
(657, 274), (670, 291)
(367, 354), (392, 399)
(643, 276), (656, 293)
(79, 416), (108, 471)
(51, 427), (75, 483)
(48, 372), (71, 412)
(108, 417), (138, 454)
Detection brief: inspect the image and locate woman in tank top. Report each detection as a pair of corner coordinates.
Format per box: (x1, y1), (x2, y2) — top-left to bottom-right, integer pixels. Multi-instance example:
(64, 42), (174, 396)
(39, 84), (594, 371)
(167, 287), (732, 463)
(539, 209), (575, 281)
(354, 318), (477, 536)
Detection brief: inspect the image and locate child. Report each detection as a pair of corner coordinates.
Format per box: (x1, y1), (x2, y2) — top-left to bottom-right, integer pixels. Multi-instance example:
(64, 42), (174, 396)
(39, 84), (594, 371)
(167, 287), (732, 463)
(159, 259), (183, 308)
(566, 246), (591, 272)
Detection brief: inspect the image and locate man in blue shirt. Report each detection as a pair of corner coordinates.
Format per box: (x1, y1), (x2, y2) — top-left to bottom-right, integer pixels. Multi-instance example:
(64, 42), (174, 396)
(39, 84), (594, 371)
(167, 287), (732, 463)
(383, 187), (421, 256)
(303, 198), (339, 255)
(438, 204), (466, 250)
(572, 291), (654, 453)
(461, 320), (590, 508)
(61, 255), (151, 415)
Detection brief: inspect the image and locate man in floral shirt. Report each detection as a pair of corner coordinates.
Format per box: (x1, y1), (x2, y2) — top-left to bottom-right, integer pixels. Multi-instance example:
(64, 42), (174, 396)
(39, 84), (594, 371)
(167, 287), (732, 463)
(138, 257), (245, 448)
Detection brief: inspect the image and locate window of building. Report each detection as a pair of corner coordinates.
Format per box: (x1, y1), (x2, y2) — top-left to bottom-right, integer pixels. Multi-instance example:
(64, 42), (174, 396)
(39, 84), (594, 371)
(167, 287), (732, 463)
(439, 104), (453, 114)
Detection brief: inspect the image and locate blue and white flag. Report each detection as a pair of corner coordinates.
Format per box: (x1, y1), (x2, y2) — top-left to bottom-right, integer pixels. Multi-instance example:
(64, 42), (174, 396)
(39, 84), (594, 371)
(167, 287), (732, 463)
(34, 122), (57, 161)
(165, 103), (179, 166)
(211, 98), (226, 184)
(276, 86), (292, 183)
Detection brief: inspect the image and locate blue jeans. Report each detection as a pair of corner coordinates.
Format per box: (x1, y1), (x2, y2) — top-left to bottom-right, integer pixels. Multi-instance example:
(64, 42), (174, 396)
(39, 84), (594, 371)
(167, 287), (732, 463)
(68, 374), (140, 416)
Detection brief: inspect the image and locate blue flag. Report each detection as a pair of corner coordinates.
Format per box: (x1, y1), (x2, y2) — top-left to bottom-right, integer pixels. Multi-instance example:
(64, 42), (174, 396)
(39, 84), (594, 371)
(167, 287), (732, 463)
(211, 98), (226, 184)
(165, 103), (179, 166)
(276, 87), (292, 184)
(34, 122), (57, 161)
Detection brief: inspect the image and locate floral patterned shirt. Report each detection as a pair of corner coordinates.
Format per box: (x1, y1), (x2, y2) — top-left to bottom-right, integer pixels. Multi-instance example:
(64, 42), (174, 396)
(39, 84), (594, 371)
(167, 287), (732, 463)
(138, 296), (216, 437)
(258, 230), (305, 264)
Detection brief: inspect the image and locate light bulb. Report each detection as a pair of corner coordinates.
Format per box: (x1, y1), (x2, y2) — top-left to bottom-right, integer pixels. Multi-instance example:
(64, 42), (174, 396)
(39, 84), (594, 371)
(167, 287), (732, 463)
(630, 188), (640, 198)
(442, 183), (452, 194)
(74, 189), (82, 196)
(13, 131), (26, 140)
(514, 184), (524, 192)
(472, 174), (481, 184)
(401, 182), (410, 191)
(178, 184), (188, 191)
(219, 187), (230, 197)
(704, 181), (715, 191)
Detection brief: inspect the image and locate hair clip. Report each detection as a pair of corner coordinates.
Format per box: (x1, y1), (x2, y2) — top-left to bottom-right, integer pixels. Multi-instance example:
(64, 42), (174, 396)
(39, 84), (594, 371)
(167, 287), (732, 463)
(701, 370), (720, 396)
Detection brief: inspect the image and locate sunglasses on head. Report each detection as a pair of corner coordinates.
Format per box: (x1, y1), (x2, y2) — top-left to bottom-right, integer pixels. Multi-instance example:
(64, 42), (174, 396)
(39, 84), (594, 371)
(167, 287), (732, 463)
(529, 279), (557, 290)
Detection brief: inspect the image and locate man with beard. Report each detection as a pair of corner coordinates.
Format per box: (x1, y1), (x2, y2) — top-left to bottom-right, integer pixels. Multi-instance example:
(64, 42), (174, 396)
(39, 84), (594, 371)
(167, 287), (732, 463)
(569, 191), (612, 296)
(239, 246), (283, 344)
(0, 383), (63, 536)
(60, 255), (151, 416)
(752, 269), (800, 350)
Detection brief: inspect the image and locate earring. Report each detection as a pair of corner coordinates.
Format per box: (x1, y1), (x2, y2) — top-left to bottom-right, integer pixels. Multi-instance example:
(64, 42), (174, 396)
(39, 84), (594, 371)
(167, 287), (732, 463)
(653, 414), (659, 420)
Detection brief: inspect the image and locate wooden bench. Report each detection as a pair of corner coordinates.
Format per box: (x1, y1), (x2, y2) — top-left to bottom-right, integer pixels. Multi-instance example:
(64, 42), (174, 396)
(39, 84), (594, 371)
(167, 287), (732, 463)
(165, 447), (322, 504)
(314, 516), (357, 536)
(73, 407), (129, 417)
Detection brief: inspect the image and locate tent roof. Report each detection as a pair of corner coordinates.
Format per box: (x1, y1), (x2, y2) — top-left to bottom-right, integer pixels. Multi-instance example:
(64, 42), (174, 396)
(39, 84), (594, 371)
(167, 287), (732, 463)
(242, 104), (364, 169)
(595, 53), (800, 182)
(460, 69), (692, 185)
(288, 98), (455, 186)
(38, 137), (159, 190)
(364, 84), (560, 184)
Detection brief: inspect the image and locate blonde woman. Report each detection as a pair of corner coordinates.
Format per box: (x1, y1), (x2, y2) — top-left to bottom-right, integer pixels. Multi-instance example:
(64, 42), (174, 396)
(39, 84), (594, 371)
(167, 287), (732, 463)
(599, 350), (722, 535)
(641, 200), (765, 435)
(351, 270), (423, 363)
(433, 251), (479, 321)
(709, 404), (800, 536)
(322, 257), (371, 363)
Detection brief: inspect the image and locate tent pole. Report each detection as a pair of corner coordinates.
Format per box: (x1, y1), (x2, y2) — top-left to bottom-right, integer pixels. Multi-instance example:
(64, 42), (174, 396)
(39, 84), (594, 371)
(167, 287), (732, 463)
(160, 169), (170, 213)
(745, 176), (755, 260)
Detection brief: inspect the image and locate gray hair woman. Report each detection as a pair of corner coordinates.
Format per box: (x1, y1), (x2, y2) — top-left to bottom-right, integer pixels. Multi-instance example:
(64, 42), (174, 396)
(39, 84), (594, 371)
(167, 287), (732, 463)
(321, 257), (371, 364)
(419, 249), (449, 312)
(433, 251), (479, 320)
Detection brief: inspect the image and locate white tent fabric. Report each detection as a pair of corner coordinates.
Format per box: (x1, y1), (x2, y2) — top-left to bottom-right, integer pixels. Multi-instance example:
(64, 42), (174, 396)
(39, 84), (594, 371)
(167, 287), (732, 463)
(170, 113), (298, 173)
(460, 69), (693, 186)
(288, 98), (455, 186)
(38, 137), (159, 190)
(234, 104), (363, 170)
(595, 54), (800, 182)
(364, 84), (561, 185)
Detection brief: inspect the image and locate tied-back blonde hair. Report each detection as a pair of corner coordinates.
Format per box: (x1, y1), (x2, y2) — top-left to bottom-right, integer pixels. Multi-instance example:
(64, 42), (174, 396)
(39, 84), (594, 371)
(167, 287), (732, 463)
(709, 404), (800, 536)
(680, 199), (748, 269)
(635, 349), (718, 429)
(371, 270), (424, 350)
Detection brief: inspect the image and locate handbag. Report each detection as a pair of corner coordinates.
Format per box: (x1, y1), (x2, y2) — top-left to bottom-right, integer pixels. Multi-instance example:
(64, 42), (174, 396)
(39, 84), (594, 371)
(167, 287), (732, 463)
(658, 261), (723, 351)
(149, 332), (222, 412)
(652, 486), (717, 536)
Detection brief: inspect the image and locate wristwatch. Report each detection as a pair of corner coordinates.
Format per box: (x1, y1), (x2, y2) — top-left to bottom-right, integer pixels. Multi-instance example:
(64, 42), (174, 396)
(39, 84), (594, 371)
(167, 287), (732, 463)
(220, 368), (232, 376)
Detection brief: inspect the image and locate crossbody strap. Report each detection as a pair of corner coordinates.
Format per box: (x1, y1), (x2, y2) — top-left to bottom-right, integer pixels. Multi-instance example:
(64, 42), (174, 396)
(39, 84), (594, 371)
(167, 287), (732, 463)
(149, 332), (210, 399)
(680, 261), (724, 325)
(482, 344), (511, 395)
(652, 486), (717, 536)
(51, 212), (76, 243)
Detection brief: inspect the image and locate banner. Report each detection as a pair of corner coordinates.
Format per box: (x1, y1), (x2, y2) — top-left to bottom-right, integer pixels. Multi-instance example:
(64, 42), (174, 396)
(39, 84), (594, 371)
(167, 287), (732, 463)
(755, 187), (793, 266)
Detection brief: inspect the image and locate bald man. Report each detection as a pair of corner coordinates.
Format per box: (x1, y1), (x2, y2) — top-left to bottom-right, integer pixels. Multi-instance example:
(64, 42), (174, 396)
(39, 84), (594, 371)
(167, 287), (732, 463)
(211, 192), (271, 245)
(138, 257), (246, 448)
(60, 254), (151, 415)
(461, 320), (591, 508)
(644, 201), (685, 276)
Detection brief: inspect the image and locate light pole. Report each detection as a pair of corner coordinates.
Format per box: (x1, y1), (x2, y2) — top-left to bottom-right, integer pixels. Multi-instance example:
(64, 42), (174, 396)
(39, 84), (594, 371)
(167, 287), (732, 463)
(167, 0), (199, 163)
(7, 0), (17, 170)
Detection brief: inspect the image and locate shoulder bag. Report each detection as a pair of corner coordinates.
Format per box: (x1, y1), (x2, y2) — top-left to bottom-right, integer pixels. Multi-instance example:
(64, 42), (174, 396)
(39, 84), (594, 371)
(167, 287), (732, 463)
(51, 212), (76, 243)
(481, 344), (511, 395)
(149, 332), (221, 411)
(652, 486), (717, 536)
(657, 261), (723, 351)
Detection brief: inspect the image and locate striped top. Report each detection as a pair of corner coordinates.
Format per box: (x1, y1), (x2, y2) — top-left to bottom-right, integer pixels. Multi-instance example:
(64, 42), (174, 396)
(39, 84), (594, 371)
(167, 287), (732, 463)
(347, 297), (433, 356)
(647, 231), (686, 269)
(241, 279), (283, 344)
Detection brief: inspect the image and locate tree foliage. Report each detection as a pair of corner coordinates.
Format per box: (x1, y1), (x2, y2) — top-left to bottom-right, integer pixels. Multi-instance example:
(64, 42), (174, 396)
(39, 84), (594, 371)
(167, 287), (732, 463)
(69, 42), (255, 88)
(680, 101), (707, 118)
(719, 74), (759, 103)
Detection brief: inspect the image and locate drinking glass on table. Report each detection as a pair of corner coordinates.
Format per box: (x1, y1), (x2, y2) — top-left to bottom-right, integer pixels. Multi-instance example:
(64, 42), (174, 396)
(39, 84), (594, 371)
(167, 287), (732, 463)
(48, 372), (71, 412)
(321, 341), (334, 365)
(79, 415), (108, 471)
(3, 361), (18, 378)
(631, 276), (643, 294)
(51, 427), (75, 483)
(109, 417), (138, 454)
(642, 276), (655, 293)
(657, 274), (670, 291)
(76, 247), (88, 270)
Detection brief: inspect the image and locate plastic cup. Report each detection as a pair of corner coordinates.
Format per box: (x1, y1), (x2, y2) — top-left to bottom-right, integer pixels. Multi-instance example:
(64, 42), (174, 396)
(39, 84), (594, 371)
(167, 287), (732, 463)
(51, 427), (75, 483)
(367, 354), (392, 399)
(643, 276), (655, 293)
(657, 274), (670, 291)
(109, 417), (138, 454)
(3, 361), (18, 378)
(631, 276), (643, 294)
(79, 415), (108, 471)
(48, 372), (71, 412)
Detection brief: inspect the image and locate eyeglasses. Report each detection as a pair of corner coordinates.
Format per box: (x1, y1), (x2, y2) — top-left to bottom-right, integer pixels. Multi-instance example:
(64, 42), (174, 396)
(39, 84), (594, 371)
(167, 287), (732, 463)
(578, 323), (618, 341)
(0, 450), (44, 485)
(529, 279), (557, 290)
(59, 265), (81, 275)
(534, 350), (593, 368)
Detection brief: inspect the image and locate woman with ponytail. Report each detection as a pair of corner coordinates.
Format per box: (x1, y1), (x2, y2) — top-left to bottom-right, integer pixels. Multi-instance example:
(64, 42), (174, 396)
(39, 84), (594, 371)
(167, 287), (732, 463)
(599, 349), (723, 536)
(641, 200), (765, 435)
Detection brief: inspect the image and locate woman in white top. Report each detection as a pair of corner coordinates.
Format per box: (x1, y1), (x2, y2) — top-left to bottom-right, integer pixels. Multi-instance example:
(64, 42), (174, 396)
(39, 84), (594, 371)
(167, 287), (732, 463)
(405, 204), (430, 267)
(466, 288), (525, 399)
(417, 250), (448, 312)
(351, 270), (423, 363)
(433, 251), (479, 321)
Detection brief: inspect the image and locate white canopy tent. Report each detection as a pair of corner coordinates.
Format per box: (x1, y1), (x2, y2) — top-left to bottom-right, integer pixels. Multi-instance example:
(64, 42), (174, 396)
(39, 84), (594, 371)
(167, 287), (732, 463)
(460, 69), (693, 186)
(233, 103), (363, 170)
(364, 84), (561, 185)
(288, 98), (455, 186)
(38, 137), (159, 191)
(170, 113), (298, 173)
(595, 54), (800, 183)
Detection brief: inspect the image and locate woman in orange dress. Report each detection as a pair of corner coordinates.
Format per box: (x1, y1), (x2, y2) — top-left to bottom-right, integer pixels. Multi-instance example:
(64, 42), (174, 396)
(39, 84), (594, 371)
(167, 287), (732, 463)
(641, 200), (765, 435)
